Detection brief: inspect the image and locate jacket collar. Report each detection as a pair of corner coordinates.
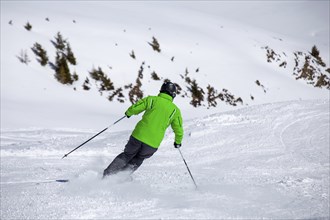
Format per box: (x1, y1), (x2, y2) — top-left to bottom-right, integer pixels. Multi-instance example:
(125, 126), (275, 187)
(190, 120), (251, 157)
(158, 93), (173, 102)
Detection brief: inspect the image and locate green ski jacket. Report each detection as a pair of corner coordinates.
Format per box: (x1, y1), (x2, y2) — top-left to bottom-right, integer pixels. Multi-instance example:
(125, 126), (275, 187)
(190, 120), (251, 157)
(125, 93), (184, 148)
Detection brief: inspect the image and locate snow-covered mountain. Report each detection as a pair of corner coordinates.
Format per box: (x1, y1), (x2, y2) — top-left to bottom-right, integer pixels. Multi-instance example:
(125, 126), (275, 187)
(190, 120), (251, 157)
(1, 1), (329, 130)
(1, 1), (329, 219)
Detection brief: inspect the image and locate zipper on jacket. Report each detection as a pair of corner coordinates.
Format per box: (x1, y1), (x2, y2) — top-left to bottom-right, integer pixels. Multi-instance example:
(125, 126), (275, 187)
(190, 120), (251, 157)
(149, 99), (154, 109)
(168, 109), (176, 123)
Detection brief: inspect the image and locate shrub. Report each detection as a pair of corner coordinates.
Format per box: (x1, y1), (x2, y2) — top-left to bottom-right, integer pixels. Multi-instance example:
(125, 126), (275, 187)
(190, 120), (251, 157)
(297, 56), (315, 82)
(236, 97), (243, 104)
(16, 49), (30, 65)
(279, 61), (287, 68)
(184, 68), (191, 84)
(108, 88), (125, 103)
(128, 63), (146, 103)
(24, 22), (32, 31)
(310, 45), (326, 67)
(264, 46), (276, 62)
(151, 71), (160, 80)
(138, 63), (144, 79)
(82, 77), (91, 90)
(206, 85), (218, 108)
(219, 89), (243, 106)
(310, 45), (320, 58)
(255, 80), (267, 93)
(174, 83), (183, 96)
(315, 74), (330, 89)
(294, 50), (329, 89)
(124, 83), (133, 89)
(129, 50), (136, 59)
(72, 71), (79, 81)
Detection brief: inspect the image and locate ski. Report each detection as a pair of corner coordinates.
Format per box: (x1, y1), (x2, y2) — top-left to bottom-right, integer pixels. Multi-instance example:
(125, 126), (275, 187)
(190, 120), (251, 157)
(0, 179), (69, 185)
(55, 179), (70, 183)
(35, 179), (69, 184)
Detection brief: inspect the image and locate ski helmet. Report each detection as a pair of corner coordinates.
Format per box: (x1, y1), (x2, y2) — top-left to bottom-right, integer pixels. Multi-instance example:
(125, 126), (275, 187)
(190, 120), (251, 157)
(160, 81), (177, 98)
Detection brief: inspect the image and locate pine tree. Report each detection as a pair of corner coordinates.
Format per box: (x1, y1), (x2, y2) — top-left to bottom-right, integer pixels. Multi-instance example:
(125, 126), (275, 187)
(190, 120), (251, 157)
(187, 80), (204, 107)
(31, 42), (49, 66)
(54, 53), (73, 84)
(89, 67), (114, 94)
(66, 43), (77, 65)
(129, 78), (143, 104)
(52, 32), (66, 51)
(206, 85), (218, 108)
(148, 36), (161, 52)
(51, 32), (78, 85)
(310, 45), (326, 67)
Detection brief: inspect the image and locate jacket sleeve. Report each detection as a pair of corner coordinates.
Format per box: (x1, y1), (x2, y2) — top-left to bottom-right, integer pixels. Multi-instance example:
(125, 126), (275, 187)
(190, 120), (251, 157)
(125, 97), (149, 117)
(171, 108), (184, 144)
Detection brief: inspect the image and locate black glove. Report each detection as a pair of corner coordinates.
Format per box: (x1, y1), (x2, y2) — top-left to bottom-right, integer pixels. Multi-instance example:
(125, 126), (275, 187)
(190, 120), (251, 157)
(125, 112), (131, 118)
(174, 142), (182, 148)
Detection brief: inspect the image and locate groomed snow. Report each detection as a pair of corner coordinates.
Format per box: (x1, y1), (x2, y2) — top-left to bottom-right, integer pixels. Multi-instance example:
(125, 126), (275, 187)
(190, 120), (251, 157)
(1, 100), (329, 219)
(1, 1), (329, 219)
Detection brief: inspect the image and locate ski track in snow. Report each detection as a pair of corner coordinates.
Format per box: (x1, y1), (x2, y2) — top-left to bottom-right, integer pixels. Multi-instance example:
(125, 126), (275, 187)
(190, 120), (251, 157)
(1, 100), (329, 219)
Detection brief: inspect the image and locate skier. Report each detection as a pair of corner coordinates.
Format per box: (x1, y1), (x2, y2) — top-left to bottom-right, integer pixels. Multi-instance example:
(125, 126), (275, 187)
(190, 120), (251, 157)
(103, 81), (184, 177)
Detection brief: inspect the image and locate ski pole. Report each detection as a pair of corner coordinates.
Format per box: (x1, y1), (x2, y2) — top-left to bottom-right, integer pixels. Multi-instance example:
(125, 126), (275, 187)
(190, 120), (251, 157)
(62, 116), (126, 159)
(177, 148), (198, 189)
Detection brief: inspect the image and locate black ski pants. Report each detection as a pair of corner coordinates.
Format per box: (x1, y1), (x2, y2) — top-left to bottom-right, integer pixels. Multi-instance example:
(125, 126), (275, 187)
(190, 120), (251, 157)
(103, 136), (157, 177)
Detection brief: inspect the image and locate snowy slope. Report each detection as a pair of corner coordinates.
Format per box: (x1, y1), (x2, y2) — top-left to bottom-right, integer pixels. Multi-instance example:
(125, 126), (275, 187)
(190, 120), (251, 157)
(1, 100), (329, 219)
(1, 2), (329, 219)
(1, 1), (329, 130)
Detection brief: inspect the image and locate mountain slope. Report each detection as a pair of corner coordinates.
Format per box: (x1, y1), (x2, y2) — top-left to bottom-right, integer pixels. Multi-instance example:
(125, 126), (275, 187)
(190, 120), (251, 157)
(1, 100), (329, 219)
(1, 1), (329, 129)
